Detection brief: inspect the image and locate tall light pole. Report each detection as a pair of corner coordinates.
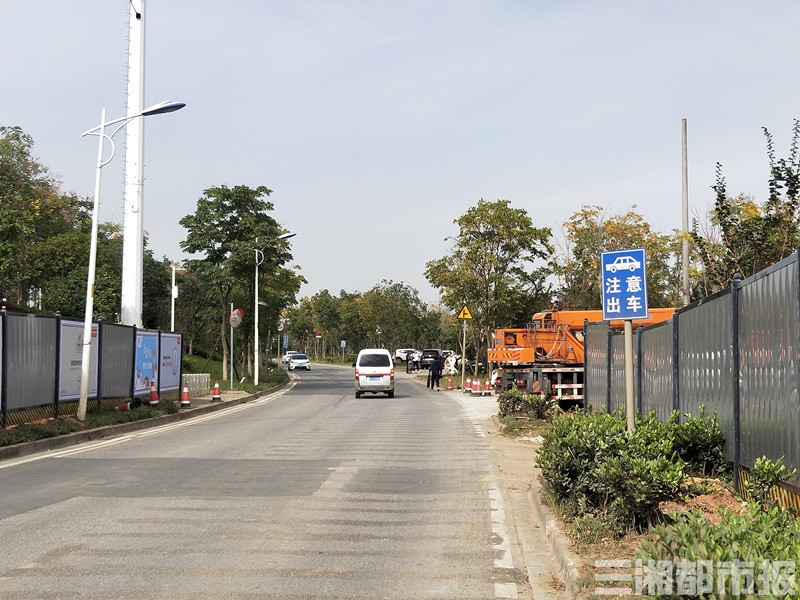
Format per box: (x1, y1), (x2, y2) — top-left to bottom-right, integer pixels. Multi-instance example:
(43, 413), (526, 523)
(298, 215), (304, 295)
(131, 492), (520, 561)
(254, 232), (296, 385)
(78, 101), (185, 421)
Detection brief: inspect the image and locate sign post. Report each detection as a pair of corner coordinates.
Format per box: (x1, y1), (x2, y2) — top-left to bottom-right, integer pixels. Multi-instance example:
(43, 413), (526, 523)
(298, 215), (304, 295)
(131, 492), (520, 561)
(601, 248), (648, 433)
(457, 304), (473, 390)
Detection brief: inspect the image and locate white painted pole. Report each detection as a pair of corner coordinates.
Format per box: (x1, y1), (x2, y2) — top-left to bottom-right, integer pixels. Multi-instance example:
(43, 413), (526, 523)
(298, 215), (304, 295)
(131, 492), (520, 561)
(78, 108), (107, 422)
(170, 262), (176, 332)
(121, 0), (146, 326)
(254, 248), (260, 385)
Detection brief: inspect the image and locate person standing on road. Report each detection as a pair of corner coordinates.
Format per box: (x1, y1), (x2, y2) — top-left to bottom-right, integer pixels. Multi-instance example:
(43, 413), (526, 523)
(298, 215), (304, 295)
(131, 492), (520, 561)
(430, 354), (443, 391)
(406, 351), (413, 374)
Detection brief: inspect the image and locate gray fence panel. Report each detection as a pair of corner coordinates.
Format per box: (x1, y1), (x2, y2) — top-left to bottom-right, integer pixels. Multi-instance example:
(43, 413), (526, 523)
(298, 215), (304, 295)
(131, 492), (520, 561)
(100, 324), (134, 398)
(738, 259), (800, 487)
(609, 332), (627, 413)
(585, 322), (609, 411)
(677, 292), (735, 455)
(6, 314), (57, 410)
(640, 321), (674, 422)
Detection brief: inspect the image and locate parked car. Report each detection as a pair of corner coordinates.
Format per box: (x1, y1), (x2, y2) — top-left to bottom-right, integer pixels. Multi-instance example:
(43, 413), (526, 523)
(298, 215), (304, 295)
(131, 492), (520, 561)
(394, 348), (417, 362)
(354, 348), (395, 398)
(420, 348), (442, 369)
(281, 350), (299, 363)
(288, 353), (311, 371)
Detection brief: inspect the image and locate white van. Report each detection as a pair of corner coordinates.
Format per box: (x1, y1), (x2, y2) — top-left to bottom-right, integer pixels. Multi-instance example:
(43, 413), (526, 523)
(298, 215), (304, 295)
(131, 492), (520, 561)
(354, 348), (395, 398)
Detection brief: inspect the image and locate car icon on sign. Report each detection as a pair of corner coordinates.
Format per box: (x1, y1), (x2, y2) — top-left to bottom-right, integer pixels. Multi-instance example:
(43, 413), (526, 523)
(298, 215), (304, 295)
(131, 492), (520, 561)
(605, 256), (641, 273)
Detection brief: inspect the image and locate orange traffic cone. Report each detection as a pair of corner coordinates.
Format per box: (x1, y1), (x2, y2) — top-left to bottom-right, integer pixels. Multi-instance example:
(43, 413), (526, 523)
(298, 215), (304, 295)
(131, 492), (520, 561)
(148, 382), (159, 406)
(211, 380), (222, 402)
(484, 379), (491, 396)
(116, 400), (131, 411)
(180, 383), (191, 408)
(465, 377), (472, 393)
(446, 375), (453, 390)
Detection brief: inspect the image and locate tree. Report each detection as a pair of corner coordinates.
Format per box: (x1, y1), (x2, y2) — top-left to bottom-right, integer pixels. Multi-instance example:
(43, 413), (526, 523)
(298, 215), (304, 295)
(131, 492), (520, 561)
(425, 199), (553, 364)
(180, 185), (299, 381)
(692, 121), (800, 293)
(1, 126), (94, 309)
(552, 205), (677, 309)
(359, 280), (429, 351)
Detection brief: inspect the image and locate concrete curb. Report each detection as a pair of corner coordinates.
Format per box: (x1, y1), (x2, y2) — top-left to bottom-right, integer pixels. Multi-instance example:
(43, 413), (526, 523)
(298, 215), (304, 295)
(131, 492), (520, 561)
(0, 379), (291, 462)
(527, 481), (581, 599)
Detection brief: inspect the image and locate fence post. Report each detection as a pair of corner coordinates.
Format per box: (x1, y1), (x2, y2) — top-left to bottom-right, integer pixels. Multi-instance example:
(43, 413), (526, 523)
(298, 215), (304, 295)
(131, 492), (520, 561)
(672, 310), (680, 421)
(1, 303), (6, 428)
(732, 273), (743, 493)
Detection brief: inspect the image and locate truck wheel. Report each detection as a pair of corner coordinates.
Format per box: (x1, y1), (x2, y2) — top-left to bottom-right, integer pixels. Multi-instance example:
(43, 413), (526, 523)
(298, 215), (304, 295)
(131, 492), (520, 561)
(388, 391), (395, 398)
(355, 391), (361, 398)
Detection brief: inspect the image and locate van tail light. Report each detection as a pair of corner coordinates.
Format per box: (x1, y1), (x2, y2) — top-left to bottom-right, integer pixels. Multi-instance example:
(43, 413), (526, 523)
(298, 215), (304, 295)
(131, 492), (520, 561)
(390, 368), (394, 381)
(354, 369), (360, 379)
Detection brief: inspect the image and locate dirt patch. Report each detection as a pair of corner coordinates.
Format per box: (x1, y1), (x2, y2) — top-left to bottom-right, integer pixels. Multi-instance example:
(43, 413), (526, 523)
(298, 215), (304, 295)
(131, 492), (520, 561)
(660, 477), (745, 524)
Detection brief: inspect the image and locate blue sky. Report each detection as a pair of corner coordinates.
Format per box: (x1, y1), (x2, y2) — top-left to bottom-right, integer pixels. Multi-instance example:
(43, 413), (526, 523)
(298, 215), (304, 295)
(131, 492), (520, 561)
(2, 1), (799, 304)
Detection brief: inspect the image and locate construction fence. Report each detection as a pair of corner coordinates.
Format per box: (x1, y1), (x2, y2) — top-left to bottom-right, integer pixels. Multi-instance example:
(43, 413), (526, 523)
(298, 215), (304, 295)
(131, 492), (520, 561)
(0, 313), (186, 427)
(585, 250), (800, 491)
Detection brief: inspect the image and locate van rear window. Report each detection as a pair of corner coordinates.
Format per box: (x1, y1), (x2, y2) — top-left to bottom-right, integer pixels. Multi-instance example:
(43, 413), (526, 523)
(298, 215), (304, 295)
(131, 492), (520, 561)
(359, 354), (391, 367)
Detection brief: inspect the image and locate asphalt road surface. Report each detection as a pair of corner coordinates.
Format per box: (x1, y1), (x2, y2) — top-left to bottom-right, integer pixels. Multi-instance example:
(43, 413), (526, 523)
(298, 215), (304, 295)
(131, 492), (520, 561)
(0, 364), (538, 599)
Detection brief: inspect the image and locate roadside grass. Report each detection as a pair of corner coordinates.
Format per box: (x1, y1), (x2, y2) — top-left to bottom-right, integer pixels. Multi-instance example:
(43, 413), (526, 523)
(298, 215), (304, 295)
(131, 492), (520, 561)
(0, 355), (288, 448)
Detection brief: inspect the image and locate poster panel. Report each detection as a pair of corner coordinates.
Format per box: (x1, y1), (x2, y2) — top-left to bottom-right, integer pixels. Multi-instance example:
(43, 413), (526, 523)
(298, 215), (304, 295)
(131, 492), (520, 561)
(159, 333), (182, 391)
(133, 331), (160, 396)
(59, 320), (99, 401)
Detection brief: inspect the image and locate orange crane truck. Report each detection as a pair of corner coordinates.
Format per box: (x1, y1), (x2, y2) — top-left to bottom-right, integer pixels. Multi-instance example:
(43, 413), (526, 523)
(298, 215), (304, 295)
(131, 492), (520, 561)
(488, 308), (675, 405)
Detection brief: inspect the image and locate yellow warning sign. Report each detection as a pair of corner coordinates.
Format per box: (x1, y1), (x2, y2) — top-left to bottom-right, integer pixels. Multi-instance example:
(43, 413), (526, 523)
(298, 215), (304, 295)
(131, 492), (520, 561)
(457, 305), (473, 320)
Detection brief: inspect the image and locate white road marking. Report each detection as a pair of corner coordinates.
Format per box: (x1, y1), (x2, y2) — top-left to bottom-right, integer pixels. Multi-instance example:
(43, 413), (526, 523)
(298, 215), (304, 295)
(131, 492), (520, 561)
(0, 386), (293, 469)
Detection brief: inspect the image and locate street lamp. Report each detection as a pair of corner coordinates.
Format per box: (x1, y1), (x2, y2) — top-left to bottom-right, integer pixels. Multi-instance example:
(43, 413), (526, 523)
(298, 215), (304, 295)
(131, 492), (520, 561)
(254, 232), (296, 385)
(77, 101), (185, 421)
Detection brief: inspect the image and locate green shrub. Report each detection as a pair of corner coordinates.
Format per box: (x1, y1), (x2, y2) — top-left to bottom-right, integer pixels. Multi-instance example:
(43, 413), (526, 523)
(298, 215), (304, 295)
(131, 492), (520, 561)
(497, 387), (552, 419)
(674, 407), (727, 476)
(538, 409), (688, 534)
(637, 505), (800, 597)
(746, 455), (798, 511)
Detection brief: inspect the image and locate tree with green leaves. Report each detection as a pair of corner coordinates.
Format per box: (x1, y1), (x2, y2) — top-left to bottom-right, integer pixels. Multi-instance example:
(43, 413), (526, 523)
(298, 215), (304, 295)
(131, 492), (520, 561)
(425, 199), (553, 365)
(692, 120), (800, 293)
(180, 185), (302, 381)
(552, 205), (678, 309)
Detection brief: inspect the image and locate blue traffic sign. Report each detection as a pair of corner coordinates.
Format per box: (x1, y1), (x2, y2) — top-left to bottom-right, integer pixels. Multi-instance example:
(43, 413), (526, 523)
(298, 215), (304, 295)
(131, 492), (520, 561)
(601, 248), (648, 320)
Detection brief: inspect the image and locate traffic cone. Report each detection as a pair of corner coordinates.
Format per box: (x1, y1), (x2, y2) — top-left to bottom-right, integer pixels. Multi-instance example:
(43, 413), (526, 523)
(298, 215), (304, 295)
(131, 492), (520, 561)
(446, 375), (453, 390)
(148, 382), (159, 406)
(116, 400), (131, 411)
(180, 383), (191, 408)
(211, 380), (222, 402)
(484, 379), (491, 396)
(465, 377), (472, 393)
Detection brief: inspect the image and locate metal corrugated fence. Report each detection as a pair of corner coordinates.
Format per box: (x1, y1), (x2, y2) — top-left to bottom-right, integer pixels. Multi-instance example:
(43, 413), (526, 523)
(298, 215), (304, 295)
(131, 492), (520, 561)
(585, 248), (800, 491)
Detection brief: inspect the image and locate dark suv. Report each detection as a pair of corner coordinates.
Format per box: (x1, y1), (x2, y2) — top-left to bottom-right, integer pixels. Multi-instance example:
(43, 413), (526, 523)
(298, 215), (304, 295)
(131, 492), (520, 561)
(420, 349), (442, 369)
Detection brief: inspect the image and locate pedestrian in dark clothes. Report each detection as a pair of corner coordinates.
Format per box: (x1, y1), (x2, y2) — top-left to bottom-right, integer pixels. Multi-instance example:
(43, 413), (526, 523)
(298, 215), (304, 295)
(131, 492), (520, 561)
(430, 355), (443, 391)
